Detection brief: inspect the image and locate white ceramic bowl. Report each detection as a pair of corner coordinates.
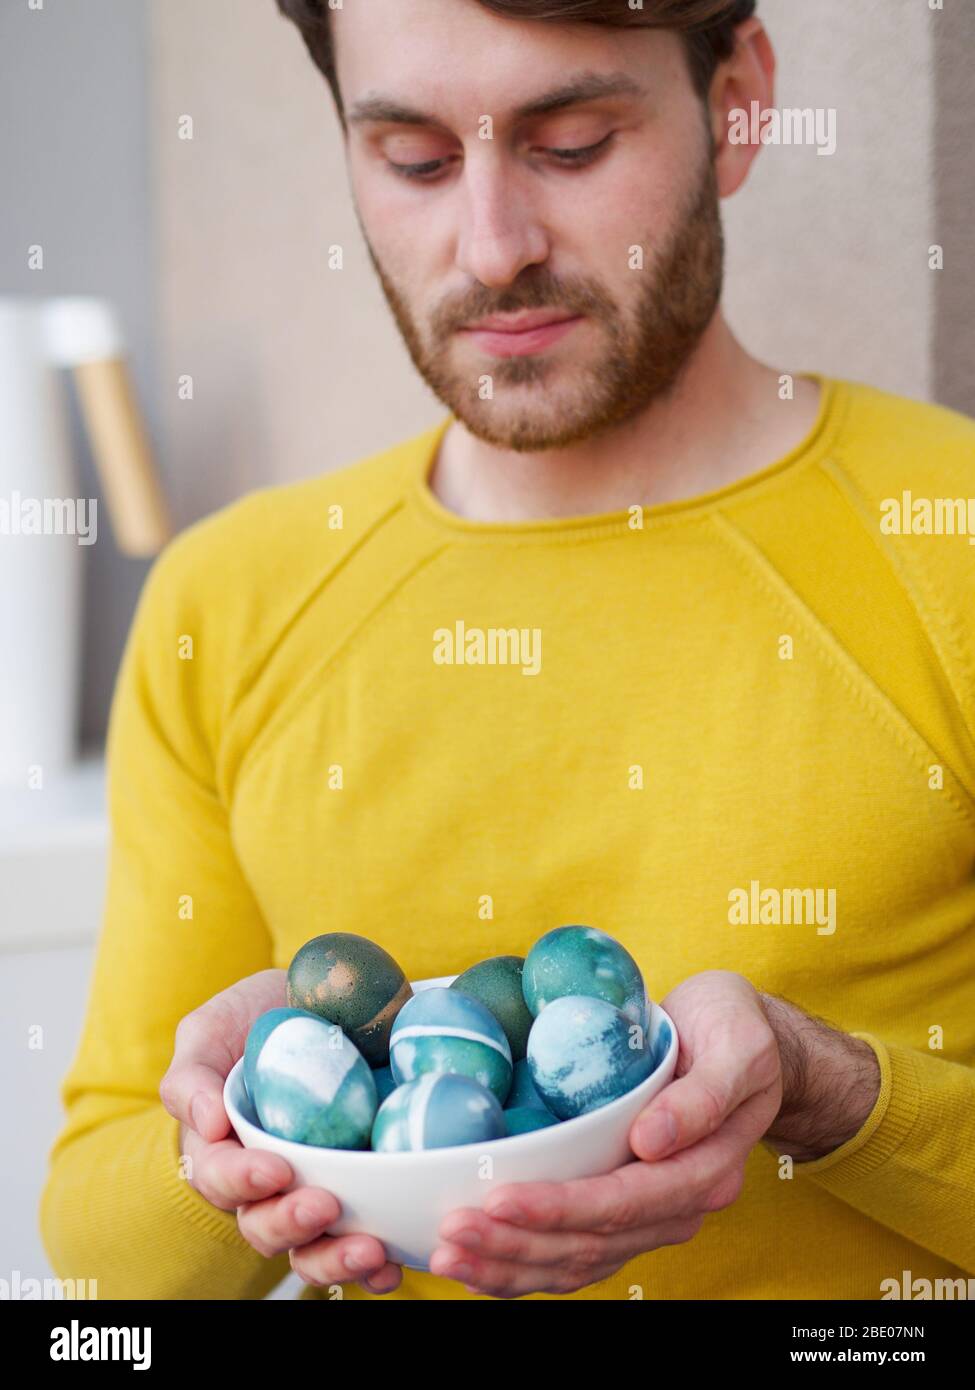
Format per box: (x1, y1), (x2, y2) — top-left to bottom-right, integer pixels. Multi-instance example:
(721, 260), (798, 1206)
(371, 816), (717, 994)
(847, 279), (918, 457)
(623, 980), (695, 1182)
(224, 975), (678, 1270)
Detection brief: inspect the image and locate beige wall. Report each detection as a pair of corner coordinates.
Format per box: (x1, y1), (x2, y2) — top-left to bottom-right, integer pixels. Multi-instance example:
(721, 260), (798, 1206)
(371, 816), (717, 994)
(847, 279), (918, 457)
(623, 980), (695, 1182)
(151, 0), (975, 525)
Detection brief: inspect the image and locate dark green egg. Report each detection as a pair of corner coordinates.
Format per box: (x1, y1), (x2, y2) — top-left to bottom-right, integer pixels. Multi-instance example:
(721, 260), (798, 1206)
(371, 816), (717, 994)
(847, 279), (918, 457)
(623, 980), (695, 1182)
(287, 933), (412, 1068)
(450, 955), (533, 1062)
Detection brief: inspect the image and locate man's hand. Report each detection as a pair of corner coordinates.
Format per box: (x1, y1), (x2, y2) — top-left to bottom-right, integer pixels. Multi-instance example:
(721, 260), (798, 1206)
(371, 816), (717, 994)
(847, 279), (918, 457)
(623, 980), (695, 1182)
(428, 971), (795, 1298)
(159, 968), (402, 1296)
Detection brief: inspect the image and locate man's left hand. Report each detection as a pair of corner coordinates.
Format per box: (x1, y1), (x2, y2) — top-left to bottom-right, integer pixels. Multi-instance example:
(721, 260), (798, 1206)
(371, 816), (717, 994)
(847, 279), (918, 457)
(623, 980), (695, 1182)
(429, 970), (793, 1298)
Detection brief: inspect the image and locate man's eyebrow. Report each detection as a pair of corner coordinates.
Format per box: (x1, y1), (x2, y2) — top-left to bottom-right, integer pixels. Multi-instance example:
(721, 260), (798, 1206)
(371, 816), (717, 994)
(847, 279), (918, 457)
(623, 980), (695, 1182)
(346, 71), (646, 130)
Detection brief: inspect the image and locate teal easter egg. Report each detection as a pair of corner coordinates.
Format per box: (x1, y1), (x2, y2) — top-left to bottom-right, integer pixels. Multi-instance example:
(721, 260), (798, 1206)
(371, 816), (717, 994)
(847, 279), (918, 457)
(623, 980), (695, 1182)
(247, 1008), (377, 1148)
(523, 925), (648, 1028)
(389, 987), (513, 1104)
(527, 994), (653, 1120)
(505, 1057), (553, 1112)
(372, 1064), (397, 1103)
(287, 932), (413, 1067)
(450, 955), (533, 1061)
(372, 1073), (505, 1152)
(504, 1106), (560, 1137)
(244, 1006), (305, 1102)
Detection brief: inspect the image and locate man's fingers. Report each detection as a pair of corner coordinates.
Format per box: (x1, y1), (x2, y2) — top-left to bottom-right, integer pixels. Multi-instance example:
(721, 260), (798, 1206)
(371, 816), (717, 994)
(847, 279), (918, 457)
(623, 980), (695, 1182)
(160, 1060), (230, 1140)
(289, 1232), (394, 1290)
(236, 1185), (343, 1255)
(160, 968), (288, 1137)
(431, 1212), (705, 1298)
(183, 1129), (294, 1212)
(482, 1142), (726, 1234)
(481, 1162), (671, 1234)
(438, 1205), (703, 1269)
(630, 1054), (754, 1160)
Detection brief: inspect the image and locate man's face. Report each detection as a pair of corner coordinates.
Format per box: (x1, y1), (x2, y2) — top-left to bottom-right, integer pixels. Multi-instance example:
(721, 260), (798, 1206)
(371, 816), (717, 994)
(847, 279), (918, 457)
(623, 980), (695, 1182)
(334, 0), (724, 452)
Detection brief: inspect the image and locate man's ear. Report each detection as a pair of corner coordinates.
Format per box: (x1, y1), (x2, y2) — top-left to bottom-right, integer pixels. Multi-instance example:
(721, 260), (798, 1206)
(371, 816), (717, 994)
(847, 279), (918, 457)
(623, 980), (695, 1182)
(708, 17), (776, 199)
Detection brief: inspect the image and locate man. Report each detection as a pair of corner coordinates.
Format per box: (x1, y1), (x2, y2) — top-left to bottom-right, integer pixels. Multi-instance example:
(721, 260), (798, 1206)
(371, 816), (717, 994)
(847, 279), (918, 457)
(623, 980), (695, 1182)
(41, 0), (975, 1301)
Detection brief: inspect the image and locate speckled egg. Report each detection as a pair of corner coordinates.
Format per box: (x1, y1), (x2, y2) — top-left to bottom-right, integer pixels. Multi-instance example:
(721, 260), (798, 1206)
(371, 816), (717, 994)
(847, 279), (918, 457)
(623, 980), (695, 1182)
(522, 925), (648, 1029)
(389, 987), (513, 1104)
(450, 955), (533, 1061)
(246, 1008), (377, 1148)
(372, 1064), (397, 1104)
(527, 994), (654, 1120)
(287, 932), (413, 1067)
(505, 1057), (553, 1112)
(372, 1073), (506, 1152)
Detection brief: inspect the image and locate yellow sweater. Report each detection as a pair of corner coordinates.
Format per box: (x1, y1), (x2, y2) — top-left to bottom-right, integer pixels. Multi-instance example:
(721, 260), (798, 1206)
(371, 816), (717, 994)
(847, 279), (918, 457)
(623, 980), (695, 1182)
(41, 373), (975, 1300)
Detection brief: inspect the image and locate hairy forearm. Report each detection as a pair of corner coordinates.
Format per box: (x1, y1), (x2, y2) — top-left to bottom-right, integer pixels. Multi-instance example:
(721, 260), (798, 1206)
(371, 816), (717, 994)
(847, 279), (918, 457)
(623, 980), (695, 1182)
(758, 993), (882, 1163)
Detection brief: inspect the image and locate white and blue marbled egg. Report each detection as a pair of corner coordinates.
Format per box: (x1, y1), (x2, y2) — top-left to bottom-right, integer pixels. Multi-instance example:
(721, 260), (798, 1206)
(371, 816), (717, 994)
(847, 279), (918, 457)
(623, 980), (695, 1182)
(522, 925), (648, 1030)
(504, 1106), (561, 1137)
(505, 1057), (553, 1113)
(245, 1008), (377, 1149)
(527, 994), (654, 1120)
(372, 1072), (506, 1152)
(389, 987), (513, 1104)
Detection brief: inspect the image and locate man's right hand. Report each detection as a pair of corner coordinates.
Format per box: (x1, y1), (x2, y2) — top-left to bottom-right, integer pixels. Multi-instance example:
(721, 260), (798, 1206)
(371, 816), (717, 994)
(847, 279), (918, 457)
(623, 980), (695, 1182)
(159, 968), (402, 1296)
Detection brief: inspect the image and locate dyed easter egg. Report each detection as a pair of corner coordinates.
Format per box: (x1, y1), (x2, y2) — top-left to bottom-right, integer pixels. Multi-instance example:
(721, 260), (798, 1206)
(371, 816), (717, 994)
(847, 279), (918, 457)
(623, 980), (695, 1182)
(389, 987), (513, 1104)
(450, 955), (533, 1061)
(246, 1008), (377, 1148)
(372, 1064), (397, 1104)
(372, 1073), (506, 1152)
(287, 932), (412, 1067)
(504, 1106), (560, 1137)
(243, 1006), (305, 1102)
(505, 1057), (552, 1112)
(527, 994), (654, 1120)
(522, 925), (648, 1028)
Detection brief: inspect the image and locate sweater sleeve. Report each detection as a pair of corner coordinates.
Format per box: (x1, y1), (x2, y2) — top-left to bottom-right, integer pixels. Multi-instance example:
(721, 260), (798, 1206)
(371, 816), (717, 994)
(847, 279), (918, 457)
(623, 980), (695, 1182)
(39, 530), (291, 1299)
(793, 1032), (975, 1274)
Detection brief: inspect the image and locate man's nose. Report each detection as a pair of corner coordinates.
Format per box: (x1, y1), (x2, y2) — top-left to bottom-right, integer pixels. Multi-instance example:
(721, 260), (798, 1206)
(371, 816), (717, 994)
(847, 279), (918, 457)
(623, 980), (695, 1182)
(453, 153), (551, 287)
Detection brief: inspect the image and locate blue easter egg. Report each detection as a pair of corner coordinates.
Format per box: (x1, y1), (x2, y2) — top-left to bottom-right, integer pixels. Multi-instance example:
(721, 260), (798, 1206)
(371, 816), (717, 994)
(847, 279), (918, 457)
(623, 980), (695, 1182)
(246, 1008), (377, 1148)
(372, 1073), (506, 1152)
(372, 1064), (397, 1103)
(523, 925), (648, 1029)
(527, 994), (653, 1120)
(505, 1057), (553, 1113)
(504, 1106), (560, 1137)
(389, 987), (513, 1104)
(243, 1006), (306, 1102)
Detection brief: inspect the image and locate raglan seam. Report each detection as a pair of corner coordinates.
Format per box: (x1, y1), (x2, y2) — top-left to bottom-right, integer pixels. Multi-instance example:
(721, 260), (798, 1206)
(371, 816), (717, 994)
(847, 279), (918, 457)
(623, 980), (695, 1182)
(709, 506), (975, 832)
(823, 435), (975, 766)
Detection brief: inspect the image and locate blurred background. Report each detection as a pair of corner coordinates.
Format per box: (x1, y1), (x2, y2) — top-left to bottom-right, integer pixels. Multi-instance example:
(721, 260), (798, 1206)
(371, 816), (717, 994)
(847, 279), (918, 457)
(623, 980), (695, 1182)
(0, 0), (972, 1289)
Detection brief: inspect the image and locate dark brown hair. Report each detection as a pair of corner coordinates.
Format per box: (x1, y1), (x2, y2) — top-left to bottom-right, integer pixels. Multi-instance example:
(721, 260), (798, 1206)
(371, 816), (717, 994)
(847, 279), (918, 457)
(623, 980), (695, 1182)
(275, 0), (758, 123)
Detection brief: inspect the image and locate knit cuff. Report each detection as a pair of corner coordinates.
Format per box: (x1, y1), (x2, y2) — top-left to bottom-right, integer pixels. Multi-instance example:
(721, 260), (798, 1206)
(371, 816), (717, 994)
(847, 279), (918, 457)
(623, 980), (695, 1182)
(791, 1033), (921, 1183)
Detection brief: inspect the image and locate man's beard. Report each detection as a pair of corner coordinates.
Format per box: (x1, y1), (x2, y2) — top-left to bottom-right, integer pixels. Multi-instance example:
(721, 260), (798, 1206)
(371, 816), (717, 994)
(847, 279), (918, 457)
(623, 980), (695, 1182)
(360, 149), (724, 452)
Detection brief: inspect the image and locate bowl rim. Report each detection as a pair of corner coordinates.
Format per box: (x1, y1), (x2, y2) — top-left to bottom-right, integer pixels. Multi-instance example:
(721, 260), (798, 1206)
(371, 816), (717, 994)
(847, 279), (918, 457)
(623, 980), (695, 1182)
(224, 977), (677, 1162)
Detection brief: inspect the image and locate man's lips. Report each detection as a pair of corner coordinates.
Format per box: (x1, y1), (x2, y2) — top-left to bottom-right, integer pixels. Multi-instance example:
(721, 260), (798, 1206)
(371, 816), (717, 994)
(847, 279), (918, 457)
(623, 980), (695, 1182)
(457, 311), (584, 358)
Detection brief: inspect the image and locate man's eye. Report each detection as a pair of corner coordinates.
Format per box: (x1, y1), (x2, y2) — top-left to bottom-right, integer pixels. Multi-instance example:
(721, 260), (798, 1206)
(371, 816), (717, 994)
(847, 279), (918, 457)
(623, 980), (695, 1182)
(388, 156), (453, 181)
(388, 132), (615, 182)
(543, 132), (616, 166)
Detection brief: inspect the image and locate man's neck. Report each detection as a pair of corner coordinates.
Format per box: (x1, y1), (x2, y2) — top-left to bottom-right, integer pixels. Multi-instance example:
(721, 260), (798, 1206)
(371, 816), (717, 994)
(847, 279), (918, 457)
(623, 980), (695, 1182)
(428, 313), (823, 523)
